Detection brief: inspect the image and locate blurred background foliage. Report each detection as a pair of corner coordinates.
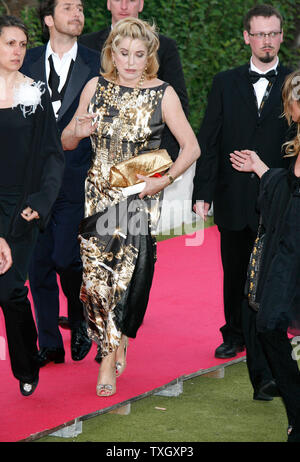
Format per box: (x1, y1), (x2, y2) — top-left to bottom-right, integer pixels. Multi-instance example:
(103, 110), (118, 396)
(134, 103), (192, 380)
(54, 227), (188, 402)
(1, 0), (299, 130)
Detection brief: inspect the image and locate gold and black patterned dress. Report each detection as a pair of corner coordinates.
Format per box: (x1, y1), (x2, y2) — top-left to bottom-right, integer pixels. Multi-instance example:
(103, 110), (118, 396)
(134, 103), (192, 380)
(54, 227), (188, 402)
(79, 76), (169, 358)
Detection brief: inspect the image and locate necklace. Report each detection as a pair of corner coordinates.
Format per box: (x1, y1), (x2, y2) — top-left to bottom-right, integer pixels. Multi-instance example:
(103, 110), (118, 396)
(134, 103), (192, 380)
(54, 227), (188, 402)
(95, 71), (146, 117)
(90, 71), (162, 166)
(116, 71), (146, 97)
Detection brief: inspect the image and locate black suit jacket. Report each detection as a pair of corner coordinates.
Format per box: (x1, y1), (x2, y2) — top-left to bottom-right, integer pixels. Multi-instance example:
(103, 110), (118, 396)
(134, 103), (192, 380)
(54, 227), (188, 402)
(79, 27), (189, 161)
(21, 44), (101, 204)
(192, 63), (292, 231)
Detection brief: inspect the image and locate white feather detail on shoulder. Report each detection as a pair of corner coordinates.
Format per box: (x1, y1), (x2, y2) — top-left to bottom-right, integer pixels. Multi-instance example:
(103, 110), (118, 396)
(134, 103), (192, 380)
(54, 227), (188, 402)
(13, 80), (45, 117)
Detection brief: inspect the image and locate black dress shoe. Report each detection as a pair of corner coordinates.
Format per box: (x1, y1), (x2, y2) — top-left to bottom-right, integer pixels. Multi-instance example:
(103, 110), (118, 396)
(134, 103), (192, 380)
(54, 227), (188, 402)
(58, 316), (71, 330)
(214, 341), (245, 359)
(287, 414), (300, 442)
(71, 322), (92, 361)
(253, 380), (280, 401)
(260, 380), (280, 397)
(19, 375), (39, 397)
(287, 425), (300, 442)
(35, 347), (65, 367)
(253, 389), (274, 401)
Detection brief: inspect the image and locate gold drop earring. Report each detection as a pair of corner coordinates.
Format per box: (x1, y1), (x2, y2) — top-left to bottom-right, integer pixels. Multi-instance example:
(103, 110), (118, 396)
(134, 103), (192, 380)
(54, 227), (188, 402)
(113, 61), (118, 82)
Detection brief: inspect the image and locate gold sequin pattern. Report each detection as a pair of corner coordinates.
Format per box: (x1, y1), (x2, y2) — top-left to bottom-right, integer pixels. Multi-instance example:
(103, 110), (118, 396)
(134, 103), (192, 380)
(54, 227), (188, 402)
(80, 76), (168, 357)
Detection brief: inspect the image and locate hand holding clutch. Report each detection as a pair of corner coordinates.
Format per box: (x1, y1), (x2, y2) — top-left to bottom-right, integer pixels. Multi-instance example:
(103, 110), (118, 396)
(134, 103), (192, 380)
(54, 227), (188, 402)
(109, 149), (173, 188)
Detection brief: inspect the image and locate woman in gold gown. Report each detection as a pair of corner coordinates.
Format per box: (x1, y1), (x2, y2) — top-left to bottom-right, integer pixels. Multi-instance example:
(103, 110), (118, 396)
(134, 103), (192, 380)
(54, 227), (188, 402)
(62, 17), (200, 397)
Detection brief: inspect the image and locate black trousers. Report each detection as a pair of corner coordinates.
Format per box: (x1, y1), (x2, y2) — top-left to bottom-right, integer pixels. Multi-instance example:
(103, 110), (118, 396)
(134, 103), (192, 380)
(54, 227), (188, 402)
(0, 227), (39, 383)
(218, 226), (274, 391)
(218, 226), (257, 344)
(258, 329), (300, 434)
(29, 195), (85, 349)
(242, 299), (273, 393)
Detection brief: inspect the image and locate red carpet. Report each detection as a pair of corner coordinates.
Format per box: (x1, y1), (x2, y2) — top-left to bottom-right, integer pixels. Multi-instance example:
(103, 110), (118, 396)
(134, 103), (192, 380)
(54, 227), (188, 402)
(0, 226), (245, 442)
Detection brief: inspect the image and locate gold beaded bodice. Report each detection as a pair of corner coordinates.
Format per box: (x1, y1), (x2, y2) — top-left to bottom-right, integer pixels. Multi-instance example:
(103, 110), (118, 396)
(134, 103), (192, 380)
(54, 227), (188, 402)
(85, 76), (168, 217)
(88, 76), (168, 180)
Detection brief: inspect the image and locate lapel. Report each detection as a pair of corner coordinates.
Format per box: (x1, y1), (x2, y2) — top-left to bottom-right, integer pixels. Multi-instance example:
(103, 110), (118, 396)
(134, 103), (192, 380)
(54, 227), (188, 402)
(28, 46), (47, 85)
(57, 46), (91, 122)
(234, 64), (259, 120)
(259, 64), (286, 122)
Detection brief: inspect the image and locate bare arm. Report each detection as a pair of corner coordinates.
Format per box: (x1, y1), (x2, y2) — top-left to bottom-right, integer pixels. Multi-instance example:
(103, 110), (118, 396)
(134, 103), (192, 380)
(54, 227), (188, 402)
(138, 86), (200, 198)
(162, 86), (200, 179)
(61, 77), (98, 151)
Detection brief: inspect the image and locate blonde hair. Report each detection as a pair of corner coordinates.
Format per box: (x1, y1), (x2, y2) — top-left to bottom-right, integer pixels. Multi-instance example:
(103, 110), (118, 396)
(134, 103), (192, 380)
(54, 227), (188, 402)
(101, 17), (159, 81)
(282, 69), (300, 158)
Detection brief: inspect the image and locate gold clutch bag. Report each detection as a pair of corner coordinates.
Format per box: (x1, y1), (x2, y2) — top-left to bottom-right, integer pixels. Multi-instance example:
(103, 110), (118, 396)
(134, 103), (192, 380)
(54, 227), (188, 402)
(109, 149), (173, 188)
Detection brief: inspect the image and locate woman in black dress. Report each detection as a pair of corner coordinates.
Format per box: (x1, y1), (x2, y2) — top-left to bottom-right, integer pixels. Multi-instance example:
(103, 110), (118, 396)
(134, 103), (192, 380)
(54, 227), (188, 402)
(230, 69), (300, 442)
(0, 15), (64, 396)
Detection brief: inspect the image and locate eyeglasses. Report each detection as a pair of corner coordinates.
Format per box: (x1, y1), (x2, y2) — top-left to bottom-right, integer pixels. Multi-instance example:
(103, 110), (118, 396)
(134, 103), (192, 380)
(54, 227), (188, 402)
(248, 31), (282, 39)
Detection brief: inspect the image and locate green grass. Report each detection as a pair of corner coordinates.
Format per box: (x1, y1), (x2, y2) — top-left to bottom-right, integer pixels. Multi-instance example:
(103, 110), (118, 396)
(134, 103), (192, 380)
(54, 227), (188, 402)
(36, 361), (288, 443)
(156, 216), (214, 242)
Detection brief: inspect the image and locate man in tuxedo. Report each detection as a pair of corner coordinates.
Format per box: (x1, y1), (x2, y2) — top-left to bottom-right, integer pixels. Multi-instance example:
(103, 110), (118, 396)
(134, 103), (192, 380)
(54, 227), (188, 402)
(78, 0), (189, 162)
(192, 5), (291, 400)
(21, 0), (101, 366)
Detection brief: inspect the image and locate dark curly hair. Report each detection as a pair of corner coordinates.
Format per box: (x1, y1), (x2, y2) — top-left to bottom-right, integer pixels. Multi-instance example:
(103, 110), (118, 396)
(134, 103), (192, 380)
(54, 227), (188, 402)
(0, 15), (28, 41)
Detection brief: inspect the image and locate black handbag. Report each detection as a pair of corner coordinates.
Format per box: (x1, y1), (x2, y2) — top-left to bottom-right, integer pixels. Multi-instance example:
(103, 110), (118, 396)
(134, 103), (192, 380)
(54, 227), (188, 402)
(246, 220), (265, 311)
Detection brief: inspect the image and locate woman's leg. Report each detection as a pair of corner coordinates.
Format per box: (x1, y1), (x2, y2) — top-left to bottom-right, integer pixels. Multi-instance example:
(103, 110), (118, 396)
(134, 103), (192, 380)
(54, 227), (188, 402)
(0, 229), (39, 384)
(1, 297), (38, 383)
(96, 349), (117, 397)
(258, 329), (300, 436)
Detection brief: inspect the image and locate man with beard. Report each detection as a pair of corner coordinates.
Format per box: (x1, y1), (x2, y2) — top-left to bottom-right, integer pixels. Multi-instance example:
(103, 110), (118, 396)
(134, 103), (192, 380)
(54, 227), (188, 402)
(192, 4), (292, 400)
(21, 0), (100, 366)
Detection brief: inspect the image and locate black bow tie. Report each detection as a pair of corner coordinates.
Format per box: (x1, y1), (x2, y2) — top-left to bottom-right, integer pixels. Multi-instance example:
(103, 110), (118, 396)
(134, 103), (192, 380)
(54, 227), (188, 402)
(249, 69), (277, 84)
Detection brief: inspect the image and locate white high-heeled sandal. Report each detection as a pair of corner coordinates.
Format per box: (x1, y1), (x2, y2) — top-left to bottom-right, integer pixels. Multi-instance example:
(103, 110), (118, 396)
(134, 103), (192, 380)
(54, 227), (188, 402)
(96, 355), (116, 397)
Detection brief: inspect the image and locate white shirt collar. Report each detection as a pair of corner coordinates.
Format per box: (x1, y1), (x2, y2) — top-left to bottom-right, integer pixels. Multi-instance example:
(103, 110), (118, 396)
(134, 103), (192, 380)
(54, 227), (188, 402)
(46, 41), (78, 62)
(250, 57), (279, 74)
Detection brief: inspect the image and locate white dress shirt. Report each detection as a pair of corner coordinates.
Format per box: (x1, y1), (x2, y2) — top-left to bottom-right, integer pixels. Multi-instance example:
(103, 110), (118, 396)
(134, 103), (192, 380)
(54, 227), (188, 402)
(45, 41), (78, 117)
(250, 57), (279, 108)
